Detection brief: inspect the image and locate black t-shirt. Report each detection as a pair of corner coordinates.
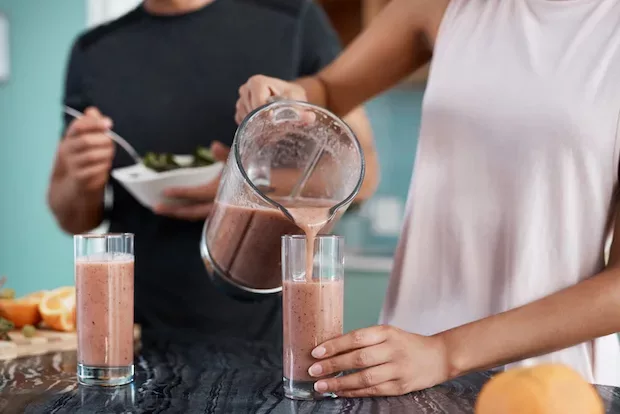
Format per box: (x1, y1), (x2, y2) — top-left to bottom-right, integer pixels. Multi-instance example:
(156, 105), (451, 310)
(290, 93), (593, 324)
(63, 0), (341, 342)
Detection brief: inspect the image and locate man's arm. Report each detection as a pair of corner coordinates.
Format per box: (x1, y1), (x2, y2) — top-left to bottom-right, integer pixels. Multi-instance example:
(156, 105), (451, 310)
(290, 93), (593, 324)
(47, 41), (112, 234)
(48, 145), (106, 234)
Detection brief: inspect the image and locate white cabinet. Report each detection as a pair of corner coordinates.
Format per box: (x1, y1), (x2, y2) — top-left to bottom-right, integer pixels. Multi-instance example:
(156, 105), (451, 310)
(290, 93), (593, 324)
(87, 0), (143, 28)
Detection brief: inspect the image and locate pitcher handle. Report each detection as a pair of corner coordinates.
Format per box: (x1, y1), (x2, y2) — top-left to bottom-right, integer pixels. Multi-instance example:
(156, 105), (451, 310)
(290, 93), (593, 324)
(267, 96), (301, 123)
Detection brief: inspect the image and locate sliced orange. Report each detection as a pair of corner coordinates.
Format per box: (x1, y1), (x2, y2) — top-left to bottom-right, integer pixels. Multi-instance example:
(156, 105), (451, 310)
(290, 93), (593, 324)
(23, 291), (46, 303)
(0, 289), (48, 328)
(39, 287), (76, 332)
(0, 298), (42, 328)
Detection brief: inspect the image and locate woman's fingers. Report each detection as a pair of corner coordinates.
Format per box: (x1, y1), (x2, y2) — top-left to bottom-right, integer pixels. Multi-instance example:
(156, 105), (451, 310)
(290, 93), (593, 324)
(312, 326), (390, 359)
(313, 363), (398, 393)
(250, 86), (272, 110)
(235, 75), (308, 124)
(235, 99), (246, 124)
(333, 380), (408, 398)
(236, 83), (255, 122)
(308, 343), (393, 377)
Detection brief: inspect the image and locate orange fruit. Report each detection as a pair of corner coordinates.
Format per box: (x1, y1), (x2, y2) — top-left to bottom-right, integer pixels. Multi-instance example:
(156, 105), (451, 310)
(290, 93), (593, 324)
(23, 291), (46, 303)
(475, 363), (604, 414)
(38, 287), (76, 332)
(0, 299), (41, 328)
(0, 290), (47, 328)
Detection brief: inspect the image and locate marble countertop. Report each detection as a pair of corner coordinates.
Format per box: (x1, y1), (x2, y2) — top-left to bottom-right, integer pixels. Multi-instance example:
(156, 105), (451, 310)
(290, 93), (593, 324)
(2, 333), (620, 414)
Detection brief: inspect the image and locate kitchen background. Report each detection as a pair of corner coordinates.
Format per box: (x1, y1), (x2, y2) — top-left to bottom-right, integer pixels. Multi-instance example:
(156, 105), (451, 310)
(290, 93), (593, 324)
(0, 0), (425, 332)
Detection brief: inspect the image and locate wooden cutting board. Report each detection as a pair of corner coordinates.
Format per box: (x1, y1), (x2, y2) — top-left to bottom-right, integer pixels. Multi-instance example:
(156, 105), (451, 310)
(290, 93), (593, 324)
(0, 325), (141, 361)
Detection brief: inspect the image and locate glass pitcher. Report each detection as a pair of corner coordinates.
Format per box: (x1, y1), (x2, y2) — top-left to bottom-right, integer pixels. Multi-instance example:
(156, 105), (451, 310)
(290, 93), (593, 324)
(200, 100), (365, 301)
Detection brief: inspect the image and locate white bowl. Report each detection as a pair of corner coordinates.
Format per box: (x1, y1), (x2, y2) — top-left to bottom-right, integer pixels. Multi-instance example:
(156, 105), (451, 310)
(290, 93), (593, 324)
(111, 155), (224, 211)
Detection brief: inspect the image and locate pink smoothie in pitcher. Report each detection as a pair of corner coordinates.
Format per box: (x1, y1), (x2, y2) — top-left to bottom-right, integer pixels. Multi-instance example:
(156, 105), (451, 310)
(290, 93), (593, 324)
(76, 253), (134, 367)
(206, 197), (336, 289)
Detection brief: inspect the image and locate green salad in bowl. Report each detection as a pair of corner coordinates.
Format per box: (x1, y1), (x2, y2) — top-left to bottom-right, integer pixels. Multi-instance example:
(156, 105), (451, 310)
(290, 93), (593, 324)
(143, 146), (217, 172)
(111, 146), (224, 211)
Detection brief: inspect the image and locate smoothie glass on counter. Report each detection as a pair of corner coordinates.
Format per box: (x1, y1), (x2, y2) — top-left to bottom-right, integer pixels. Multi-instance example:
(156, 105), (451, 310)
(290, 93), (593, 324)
(200, 100), (364, 301)
(282, 235), (344, 400)
(74, 233), (135, 386)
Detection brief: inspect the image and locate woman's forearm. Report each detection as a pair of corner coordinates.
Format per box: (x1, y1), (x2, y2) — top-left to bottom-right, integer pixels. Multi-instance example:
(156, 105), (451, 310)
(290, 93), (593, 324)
(295, 0), (438, 117)
(295, 76), (328, 109)
(436, 267), (620, 379)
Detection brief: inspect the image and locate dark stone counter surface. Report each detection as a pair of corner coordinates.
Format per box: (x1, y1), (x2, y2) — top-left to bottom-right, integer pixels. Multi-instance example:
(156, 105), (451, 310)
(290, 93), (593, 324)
(1, 334), (620, 413)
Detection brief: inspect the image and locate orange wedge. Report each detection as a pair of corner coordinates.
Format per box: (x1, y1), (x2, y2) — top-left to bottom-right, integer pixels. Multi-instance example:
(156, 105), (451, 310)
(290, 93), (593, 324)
(0, 290), (47, 328)
(39, 287), (76, 332)
(0, 298), (42, 328)
(23, 291), (46, 303)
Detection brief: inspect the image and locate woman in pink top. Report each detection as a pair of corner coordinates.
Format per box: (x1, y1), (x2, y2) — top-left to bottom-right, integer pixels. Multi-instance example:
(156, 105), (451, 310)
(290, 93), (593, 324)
(237, 0), (620, 396)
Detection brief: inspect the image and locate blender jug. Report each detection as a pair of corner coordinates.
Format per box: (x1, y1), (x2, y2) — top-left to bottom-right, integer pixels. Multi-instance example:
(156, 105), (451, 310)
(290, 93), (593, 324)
(200, 100), (365, 300)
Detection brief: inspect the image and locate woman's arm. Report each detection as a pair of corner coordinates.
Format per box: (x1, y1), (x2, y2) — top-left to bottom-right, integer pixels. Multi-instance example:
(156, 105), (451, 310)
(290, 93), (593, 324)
(298, 0), (443, 116)
(236, 0), (447, 201)
(439, 209), (620, 379)
(238, 0), (448, 119)
(306, 205), (620, 397)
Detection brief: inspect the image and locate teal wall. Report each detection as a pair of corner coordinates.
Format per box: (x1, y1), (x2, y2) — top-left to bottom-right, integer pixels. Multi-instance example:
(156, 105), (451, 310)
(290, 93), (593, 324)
(0, 0), (85, 295)
(344, 271), (390, 332)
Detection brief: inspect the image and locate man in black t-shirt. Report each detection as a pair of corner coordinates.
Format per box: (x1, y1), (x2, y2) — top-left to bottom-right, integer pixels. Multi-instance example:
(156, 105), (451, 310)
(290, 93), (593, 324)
(47, 0), (378, 342)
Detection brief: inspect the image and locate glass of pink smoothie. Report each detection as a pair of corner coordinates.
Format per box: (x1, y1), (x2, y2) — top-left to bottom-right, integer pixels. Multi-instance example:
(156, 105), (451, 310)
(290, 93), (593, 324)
(74, 233), (135, 386)
(282, 235), (344, 400)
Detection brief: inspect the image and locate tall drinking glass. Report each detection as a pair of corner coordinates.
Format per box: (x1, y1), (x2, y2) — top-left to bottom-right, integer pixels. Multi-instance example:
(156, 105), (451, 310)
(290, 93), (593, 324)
(282, 235), (344, 400)
(74, 233), (135, 386)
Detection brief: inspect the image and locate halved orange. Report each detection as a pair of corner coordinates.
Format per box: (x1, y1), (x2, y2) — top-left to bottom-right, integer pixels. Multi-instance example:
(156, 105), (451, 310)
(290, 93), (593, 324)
(0, 298), (42, 328)
(39, 287), (76, 332)
(0, 290), (48, 328)
(23, 291), (46, 303)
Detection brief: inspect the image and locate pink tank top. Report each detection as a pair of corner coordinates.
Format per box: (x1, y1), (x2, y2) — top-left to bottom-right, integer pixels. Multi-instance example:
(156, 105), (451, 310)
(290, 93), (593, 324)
(379, 0), (620, 386)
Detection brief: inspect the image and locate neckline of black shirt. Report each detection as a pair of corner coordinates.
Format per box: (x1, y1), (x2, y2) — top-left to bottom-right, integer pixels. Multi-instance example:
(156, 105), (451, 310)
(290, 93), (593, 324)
(137, 0), (222, 21)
